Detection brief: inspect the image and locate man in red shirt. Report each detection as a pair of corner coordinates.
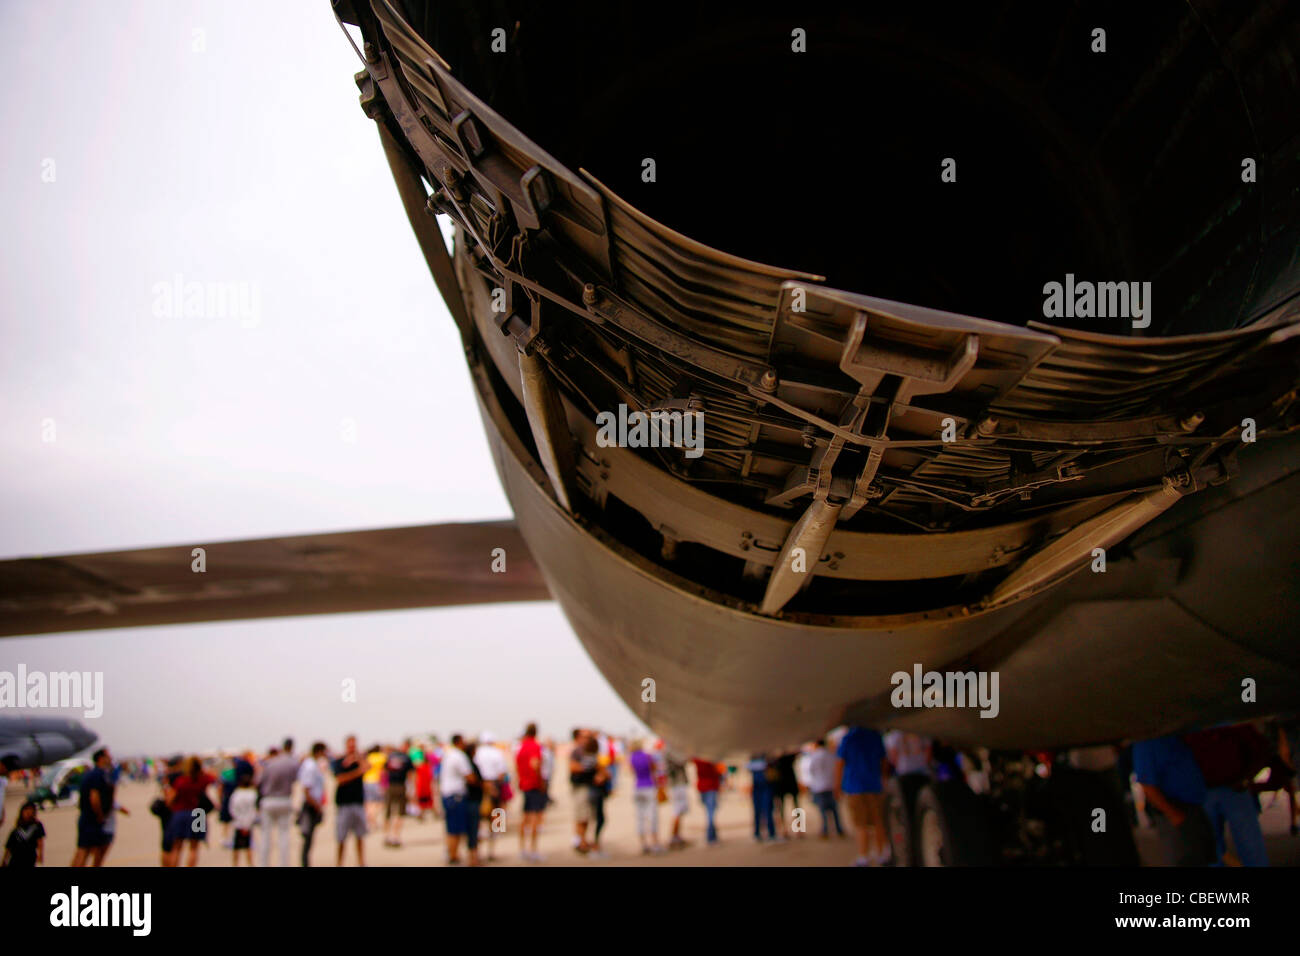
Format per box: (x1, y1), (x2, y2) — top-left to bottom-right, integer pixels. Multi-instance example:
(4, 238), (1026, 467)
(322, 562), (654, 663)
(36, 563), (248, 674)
(515, 722), (546, 862)
(692, 758), (722, 845)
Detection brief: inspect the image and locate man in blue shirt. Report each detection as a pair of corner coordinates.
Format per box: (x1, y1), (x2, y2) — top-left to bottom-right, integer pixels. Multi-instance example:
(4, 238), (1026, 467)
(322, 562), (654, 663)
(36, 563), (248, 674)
(71, 748), (116, 867)
(1132, 734), (1216, 865)
(836, 726), (889, 866)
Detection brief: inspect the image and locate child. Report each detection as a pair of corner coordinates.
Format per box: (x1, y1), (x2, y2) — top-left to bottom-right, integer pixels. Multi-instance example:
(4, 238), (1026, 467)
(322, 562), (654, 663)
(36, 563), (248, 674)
(3, 801), (45, 867)
(229, 775), (258, 866)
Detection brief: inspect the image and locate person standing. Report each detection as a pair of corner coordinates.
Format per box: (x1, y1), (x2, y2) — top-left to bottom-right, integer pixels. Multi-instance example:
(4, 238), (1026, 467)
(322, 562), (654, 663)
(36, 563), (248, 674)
(540, 737), (556, 804)
(414, 752), (435, 821)
(663, 749), (690, 849)
(474, 732), (509, 861)
(71, 748), (116, 867)
(836, 726), (890, 866)
(692, 757), (722, 845)
(586, 735), (611, 858)
(332, 736), (368, 866)
(3, 801), (45, 867)
(297, 742), (328, 867)
(772, 751), (801, 838)
(0, 757), (12, 832)
(258, 738), (299, 867)
(163, 756), (216, 867)
(440, 734), (480, 866)
(1184, 724), (1271, 866)
(363, 745), (386, 828)
(229, 775), (258, 866)
(515, 722), (546, 862)
(1133, 733), (1216, 866)
(747, 753), (777, 842)
(383, 741), (413, 848)
(569, 728), (596, 854)
(806, 739), (844, 839)
(628, 740), (663, 854)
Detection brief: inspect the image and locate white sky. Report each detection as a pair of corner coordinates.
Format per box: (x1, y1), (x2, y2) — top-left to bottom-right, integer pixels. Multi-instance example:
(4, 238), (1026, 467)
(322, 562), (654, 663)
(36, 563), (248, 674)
(0, 0), (647, 754)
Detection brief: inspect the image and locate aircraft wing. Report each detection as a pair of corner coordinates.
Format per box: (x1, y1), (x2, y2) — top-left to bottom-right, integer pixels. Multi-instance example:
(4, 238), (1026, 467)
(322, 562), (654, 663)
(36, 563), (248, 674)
(0, 521), (549, 638)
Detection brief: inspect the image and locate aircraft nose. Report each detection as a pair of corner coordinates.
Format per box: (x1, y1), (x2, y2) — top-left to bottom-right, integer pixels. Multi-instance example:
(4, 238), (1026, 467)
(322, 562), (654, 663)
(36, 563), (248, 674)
(75, 725), (99, 752)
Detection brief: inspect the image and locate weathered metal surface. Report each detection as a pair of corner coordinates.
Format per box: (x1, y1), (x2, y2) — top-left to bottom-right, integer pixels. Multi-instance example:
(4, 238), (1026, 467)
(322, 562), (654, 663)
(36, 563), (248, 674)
(0, 522), (548, 638)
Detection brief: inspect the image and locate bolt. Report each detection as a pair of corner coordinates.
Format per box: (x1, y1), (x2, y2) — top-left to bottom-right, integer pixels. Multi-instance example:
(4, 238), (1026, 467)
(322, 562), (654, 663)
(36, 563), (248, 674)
(760, 369), (778, 391)
(1180, 411), (1205, 432)
(582, 283), (599, 306)
(977, 416), (999, 436)
(363, 42), (379, 64)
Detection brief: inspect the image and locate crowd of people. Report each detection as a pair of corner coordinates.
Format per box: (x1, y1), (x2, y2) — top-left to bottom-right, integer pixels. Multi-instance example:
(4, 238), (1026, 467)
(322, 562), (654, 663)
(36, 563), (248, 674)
(2, 719), (1295, 868)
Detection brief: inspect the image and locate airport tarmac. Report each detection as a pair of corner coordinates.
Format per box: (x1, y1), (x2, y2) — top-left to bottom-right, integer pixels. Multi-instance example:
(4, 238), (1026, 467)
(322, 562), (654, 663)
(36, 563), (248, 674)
(7, 777), (1299, 867)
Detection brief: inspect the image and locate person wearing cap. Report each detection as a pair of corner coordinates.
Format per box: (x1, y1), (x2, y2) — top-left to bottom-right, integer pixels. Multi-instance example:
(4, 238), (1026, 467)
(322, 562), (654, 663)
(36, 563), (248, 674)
(474, 731), (509, 861)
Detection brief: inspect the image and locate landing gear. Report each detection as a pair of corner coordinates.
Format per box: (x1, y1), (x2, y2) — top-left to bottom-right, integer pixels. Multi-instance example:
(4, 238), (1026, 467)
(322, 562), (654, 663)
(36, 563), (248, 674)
(888, 751), (1140, 866)
(913, 781), (997, 866)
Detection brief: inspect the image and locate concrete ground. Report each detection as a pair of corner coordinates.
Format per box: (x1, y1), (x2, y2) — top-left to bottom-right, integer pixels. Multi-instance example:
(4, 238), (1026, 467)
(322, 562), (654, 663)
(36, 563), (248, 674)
(6, 777), (1297, 867)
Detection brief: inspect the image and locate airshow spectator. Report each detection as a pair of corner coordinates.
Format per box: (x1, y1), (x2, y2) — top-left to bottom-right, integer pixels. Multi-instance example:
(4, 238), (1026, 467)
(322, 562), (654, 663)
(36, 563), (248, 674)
(332, 736), (368, 866)
(837, 726), (890, 866)
(474, 732), (509, 861)
(297, 742), (328, 867)
(884, 730), (931, 778)
(586, 734), (611, 858)
(692, 757), (722, 845)
(1132, 734), (1216, 866)
(663, 749), (691, 849)
(440, 734), (480, 866)
(629, 739), (663, 854)
(0, 757), (11, 831)
(1184, 723), (1271, 866)
(748, 753), (777, 842)
(806, 739), (844, 839)
(229, 774), (257, 866)
(363, 745), (386, 827)
(462, 740), (485, 866)
(414, 752), (436, 821)
(772, 751), (801, 838)
(3, 801), (45, 867)
(569, 728), (597, 854)
(71, 748), (117, 867)
(383, 740), (413, 848)
(516, 722), (547, 862)
(258, 738), (299, 867)
(163, 756), (215, 867)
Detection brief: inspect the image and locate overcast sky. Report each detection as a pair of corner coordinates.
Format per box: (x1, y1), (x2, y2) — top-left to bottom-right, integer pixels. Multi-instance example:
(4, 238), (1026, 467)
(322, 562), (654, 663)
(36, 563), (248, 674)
(0, 0), (647, 754)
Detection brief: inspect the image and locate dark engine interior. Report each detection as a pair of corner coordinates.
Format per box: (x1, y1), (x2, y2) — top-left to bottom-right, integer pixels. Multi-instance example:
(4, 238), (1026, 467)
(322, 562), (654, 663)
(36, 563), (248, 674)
(393, 0), (1299, 335)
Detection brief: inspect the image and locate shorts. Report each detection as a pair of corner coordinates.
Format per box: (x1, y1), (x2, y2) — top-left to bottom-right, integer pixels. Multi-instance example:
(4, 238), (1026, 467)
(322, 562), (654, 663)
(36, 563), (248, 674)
(523, 789), (548, 813)
(572, 785), (591, 823)
(233, 829), (252, 850)
(164, 808), (207, 845)
(77, 817), (113, 849)
(385, 784), (407, 820)
(364, 781), (382, 803)
(844, 791), (881, 827)
(670, 784), (690, 817)
(335, 803), (368, 841)
(442, 794), (472, 836)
